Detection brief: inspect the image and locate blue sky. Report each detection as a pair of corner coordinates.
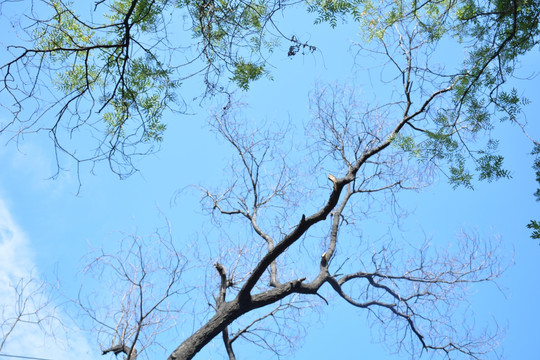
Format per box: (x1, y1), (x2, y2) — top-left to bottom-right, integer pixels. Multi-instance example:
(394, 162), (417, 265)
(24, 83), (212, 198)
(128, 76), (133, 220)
(1, 3), (540, 360)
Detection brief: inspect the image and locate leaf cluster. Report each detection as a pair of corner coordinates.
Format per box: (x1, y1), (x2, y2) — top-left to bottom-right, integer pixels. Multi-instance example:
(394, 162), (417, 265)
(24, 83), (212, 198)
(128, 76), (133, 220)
(528, 144), (540, 240)
(180, 0), (275, 89)
(1, 0), (292, 176)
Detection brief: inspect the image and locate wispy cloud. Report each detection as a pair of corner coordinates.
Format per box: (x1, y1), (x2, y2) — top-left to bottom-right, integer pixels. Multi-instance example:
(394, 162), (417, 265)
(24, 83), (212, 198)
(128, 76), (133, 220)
(0, 140), (74, 193)
(0, 198), (98, 360)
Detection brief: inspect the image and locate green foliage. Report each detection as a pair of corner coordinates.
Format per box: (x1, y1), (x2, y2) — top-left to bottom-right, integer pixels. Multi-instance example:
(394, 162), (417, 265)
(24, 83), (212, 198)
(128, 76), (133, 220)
(464, 98), (492, 133)
(179, 0), (272, 87)
(425, 127), (459, 158)
(528, 144), (540, 240)
(449, 158), (474, 190)
(231, 60), (265, 91)
(3, 0), (540, 180)
(26, 0), (277, 159)
(305, 0), (538, 193)
(106, 0), (166, 31)
(391, 134), (421, 156)
(452, 0), (540, 120)
(31, 0), (178, 148)
(476, 154), (510, 182)
(496, 89), (530, 122)
(35, 0), (95, 60)
(102, 56), (179, 142)
(306, 0), (539, 131)
(532, 144), (540, 200)
(54, 64), (101, 93)
(306, 0), (365, 27)
(527, 220), (540, 240)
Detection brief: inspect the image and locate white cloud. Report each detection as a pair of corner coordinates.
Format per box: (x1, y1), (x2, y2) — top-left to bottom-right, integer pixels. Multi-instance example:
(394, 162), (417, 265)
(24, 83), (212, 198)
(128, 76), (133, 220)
(0, 198), (98, 360)
(6, 141), (74, 192)
(0, 201), (33, 280)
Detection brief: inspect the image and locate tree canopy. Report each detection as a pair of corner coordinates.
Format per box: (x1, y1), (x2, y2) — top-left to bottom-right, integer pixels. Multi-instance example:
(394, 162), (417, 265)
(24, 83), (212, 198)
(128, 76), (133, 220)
(1, 0), (538, 178)
(1, 0), (539, 359)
